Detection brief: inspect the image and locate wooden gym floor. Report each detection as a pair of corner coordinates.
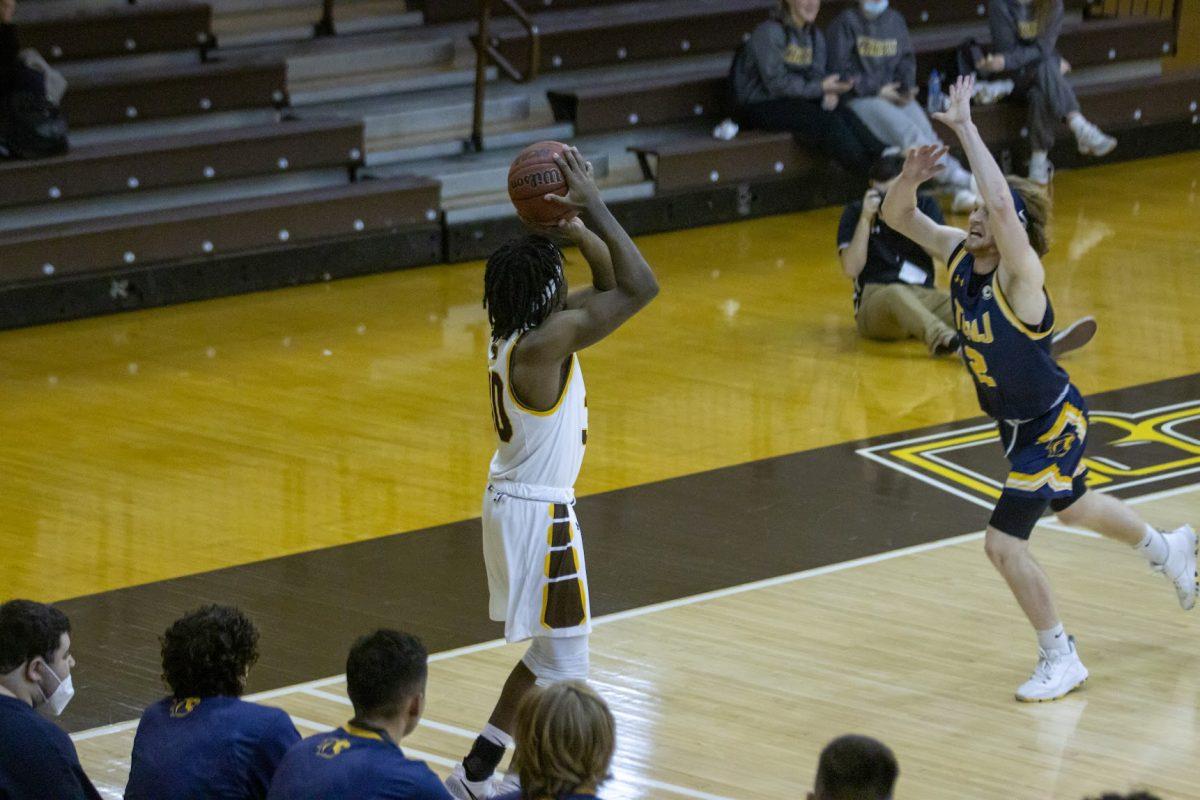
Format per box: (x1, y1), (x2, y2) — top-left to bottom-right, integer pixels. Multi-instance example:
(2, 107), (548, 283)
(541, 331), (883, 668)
(1, 151), (1198, 799)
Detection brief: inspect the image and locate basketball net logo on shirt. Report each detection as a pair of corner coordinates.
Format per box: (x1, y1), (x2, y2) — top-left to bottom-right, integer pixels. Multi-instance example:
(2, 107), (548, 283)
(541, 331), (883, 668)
(858, 400), (1200, 504)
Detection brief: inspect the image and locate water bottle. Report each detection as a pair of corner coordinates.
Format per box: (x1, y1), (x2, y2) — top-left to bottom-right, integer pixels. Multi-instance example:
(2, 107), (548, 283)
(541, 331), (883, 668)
(926, 69), (943, 114)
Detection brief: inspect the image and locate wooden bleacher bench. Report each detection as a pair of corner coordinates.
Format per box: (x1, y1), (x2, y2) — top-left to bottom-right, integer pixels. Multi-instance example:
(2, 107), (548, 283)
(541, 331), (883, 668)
(0, 119), (365, 208)
(421, 0), (626, 25)
(484, 0), (773, 76)
(0, 177), (440, 283)
(554, 12), (1174, 136)
(62, 59), (289, 128)
(18, 1), (213, 62)
(629, 131), (815, 192)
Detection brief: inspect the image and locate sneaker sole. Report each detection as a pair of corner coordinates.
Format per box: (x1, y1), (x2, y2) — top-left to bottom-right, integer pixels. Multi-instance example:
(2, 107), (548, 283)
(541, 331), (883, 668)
(1078, 140), (1117, 158)
(1015, 675), (1088, 703)
(1183, 526), (1198, 611)
(1050, 316), (1098, 359)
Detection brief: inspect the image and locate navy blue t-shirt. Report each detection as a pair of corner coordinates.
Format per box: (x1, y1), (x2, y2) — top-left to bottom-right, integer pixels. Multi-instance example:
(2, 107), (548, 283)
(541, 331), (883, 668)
(837, 192), (945, 310)
(496, 792), (599, 800)
(125, 695), (300, 800)
(267, 724), (452, 800)
(0, 693), (101, 800)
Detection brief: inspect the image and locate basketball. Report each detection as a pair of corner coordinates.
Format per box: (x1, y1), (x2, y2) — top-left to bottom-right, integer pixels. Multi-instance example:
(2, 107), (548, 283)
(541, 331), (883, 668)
(508, 140), (577, 226)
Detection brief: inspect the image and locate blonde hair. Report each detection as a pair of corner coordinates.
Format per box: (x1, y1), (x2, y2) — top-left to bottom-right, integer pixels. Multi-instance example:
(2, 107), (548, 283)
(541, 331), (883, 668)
(512, 681), (616, 799)
(1006, 175), (1052, 256)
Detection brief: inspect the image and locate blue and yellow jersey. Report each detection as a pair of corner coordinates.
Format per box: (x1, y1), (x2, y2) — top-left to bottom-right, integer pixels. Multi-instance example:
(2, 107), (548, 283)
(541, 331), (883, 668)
(266, 723), (451, 800)
(948, 243), (1070, 421)
(125, 695), (300, 800)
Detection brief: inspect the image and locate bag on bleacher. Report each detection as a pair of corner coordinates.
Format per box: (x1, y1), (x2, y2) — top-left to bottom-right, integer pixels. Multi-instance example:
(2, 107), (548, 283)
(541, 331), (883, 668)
(0, 60), (68, 159)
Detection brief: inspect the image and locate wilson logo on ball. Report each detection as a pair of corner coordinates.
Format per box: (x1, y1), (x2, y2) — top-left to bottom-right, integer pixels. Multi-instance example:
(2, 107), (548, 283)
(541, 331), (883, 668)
(509, 167), (563, 194)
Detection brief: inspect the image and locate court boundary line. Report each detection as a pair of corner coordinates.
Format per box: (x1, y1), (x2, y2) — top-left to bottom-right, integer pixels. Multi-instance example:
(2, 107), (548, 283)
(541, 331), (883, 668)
(70, 483), (1198, 795)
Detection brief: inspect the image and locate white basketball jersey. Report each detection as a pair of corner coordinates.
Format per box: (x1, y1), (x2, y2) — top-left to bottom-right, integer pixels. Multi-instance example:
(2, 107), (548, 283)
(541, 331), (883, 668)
(487, 332), (587, 490)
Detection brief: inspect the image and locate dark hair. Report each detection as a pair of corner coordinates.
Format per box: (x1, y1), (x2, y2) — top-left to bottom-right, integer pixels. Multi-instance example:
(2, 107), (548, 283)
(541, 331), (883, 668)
(160, 605), (260, 699)
(483, 235), (565, 341)
(346, 629), (428, 719)
(814, 734), (899, 800)
(1086, 794), (1162, 800)
(0, 600), (71, 674)
(869, 154), (906, 185)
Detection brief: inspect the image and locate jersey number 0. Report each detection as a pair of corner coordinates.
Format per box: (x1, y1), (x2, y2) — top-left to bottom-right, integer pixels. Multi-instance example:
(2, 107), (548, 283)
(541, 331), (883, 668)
(489, 372), (513, 442)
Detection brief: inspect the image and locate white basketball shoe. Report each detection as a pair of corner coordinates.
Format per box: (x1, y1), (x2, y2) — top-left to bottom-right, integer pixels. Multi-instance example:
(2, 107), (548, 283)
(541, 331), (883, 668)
(1154, 525), (1198, 611)
(1016, 636), (1089, 703)
(445, 765), (497, 800)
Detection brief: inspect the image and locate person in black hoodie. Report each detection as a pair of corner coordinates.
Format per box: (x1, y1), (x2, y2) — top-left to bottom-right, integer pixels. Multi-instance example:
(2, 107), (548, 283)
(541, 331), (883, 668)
(0, 0), (19, 99)
(730, 0), (884, 181)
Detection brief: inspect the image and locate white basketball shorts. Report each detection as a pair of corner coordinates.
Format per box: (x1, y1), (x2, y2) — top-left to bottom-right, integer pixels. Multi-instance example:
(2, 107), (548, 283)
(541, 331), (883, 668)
(482, 481), (592, 643)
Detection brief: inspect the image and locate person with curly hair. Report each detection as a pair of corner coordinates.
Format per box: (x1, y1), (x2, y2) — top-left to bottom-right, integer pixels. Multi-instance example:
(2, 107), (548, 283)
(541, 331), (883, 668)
(124, 605), (300, 800)
(496, 681), (616, 800)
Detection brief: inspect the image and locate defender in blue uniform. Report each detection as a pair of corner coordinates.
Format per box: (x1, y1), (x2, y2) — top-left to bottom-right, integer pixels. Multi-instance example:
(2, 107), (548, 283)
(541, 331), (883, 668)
(882, 74), (1197, 702)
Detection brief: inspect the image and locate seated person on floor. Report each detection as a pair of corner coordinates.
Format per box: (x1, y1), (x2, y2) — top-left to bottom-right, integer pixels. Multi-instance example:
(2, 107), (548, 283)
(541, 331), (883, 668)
(838, 154), (1096, 357)
(496, 681), (616, 800)
(125, 605), (300, 800)
(0, 599), (100, 800)
(267, 629), (451, 800)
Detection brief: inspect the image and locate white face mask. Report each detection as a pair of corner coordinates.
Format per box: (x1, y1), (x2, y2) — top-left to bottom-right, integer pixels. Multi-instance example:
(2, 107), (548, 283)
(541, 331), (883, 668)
(862, 0), (889, 16)
(36, 661), (75, 717)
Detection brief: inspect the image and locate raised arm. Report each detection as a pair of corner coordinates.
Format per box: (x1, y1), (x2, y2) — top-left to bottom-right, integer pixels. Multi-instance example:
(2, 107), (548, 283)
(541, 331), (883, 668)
(522, 147), (659, 363)
(933, 75), (1045, 319)
(838, 191), (880, 280)
(880, 145), (966, 263)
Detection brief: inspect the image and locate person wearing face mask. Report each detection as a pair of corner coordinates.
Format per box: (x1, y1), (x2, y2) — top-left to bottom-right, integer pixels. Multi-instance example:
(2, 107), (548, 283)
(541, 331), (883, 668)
(267, 630), (452, 800)
(0, 599), (101, 800)
(124, 605), (301, 800)
(729, 0), (885, 182)
(827, 0), (977, 211)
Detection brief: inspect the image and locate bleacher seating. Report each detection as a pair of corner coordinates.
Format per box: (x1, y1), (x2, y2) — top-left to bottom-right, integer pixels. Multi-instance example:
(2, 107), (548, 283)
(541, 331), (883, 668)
(554, 12), (1173, 136)
(0, 119), (364, 208)
(18, 1), (213, 63)
(62, 59), (289, 127)
(0, 177), (439, 282)
(629, 131), (812, 192)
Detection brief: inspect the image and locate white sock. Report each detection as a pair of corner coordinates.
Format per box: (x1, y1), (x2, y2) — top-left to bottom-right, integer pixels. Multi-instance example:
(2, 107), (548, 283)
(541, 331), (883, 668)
(481, 722), (514, 750)
(1068, 114), (1091, 136)
(1029, 150), (1048, 166)
(1135, 525), (1169, 566)
(1037, 623), (1071, 655)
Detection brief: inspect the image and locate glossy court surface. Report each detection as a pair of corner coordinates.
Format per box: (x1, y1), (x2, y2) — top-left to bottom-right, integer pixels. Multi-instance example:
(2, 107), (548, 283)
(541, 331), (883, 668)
(1, 151), (1199, 799)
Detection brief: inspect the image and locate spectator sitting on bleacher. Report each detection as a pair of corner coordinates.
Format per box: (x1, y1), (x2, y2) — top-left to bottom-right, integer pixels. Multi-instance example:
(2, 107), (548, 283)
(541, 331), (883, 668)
(0, 0), (68, 159)
(827, 0), (976, 211)
(0, 599), (101, 800)
(496, 681), (616, 800)
(808, 734), (898, 800)
(728, 0), (885, 182)
(267, 629), (451, 800)
(124, 605), (301, 800)
(978, 0), (1117, 185)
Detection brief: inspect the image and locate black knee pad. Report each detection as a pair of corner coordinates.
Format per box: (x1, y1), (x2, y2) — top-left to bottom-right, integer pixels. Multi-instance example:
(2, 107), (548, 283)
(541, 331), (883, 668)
(1049, 474), (1089, 513)
(989, 493), (1050, 540)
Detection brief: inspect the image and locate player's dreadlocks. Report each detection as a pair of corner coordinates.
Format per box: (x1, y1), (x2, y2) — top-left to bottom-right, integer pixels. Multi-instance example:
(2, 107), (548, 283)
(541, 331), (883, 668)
(483, 234), (566, 341)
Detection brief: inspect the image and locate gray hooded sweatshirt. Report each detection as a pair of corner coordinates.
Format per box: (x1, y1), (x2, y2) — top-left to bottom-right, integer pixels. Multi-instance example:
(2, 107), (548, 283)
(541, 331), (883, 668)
(732, 10), (828, 106)
(826, 5), (916, 97)
(988, 0), (1065, 72)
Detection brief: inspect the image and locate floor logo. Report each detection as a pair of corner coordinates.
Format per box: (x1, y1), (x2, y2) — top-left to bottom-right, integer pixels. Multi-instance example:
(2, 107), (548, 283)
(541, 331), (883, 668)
(857, 400), (1200, 509)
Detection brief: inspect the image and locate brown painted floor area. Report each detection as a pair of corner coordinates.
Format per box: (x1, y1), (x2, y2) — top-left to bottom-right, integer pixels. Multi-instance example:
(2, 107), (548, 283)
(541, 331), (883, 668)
(56, 372), (1200, 732)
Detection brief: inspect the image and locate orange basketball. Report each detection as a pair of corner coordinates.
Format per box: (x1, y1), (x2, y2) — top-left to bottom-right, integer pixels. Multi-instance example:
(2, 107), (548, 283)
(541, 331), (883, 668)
(508, 140), (577, 226)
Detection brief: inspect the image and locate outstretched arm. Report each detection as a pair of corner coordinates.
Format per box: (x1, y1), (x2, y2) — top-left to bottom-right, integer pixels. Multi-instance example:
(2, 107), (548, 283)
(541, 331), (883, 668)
(933, 74), (1045, 322)
(522, 147), (659, 363)
(880, 145), (966, 263)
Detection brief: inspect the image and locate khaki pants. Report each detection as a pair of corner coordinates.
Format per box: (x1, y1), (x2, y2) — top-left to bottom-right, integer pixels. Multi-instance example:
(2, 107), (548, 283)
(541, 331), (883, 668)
(856, 283), (955, 349)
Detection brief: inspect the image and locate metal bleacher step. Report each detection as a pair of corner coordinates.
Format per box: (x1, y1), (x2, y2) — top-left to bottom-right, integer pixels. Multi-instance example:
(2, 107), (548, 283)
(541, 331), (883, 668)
(211, 0), (420, 48)
(0, 169), (351, 234)
(69, 108), (285, 148)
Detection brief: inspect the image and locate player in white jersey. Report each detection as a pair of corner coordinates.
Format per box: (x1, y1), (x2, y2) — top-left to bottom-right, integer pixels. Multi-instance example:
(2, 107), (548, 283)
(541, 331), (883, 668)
(446, 146), (659, 800)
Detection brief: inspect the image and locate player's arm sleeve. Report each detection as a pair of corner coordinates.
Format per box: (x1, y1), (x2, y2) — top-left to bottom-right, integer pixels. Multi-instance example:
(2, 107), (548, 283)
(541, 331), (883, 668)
(836, 203), (858, 251)
(244, 711), (303, 798)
